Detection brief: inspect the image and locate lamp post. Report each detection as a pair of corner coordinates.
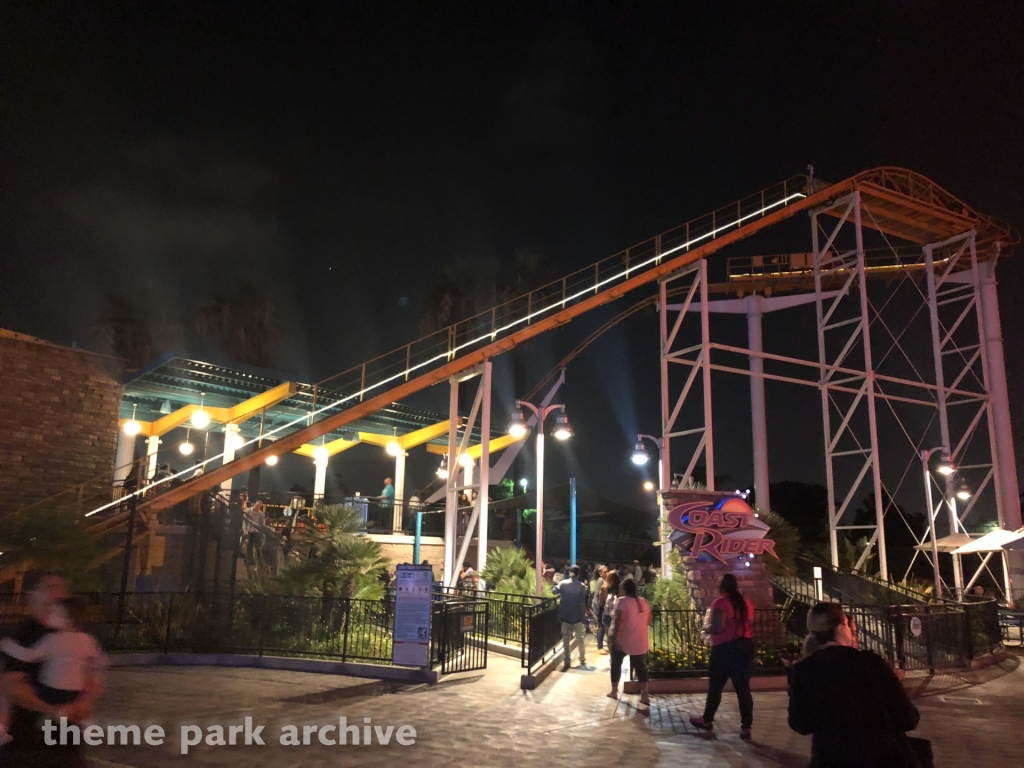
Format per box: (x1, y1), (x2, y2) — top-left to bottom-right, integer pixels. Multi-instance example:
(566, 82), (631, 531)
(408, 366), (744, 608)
(509, 401), (573, 596)
(921, 447), (965, 598)
(632, 433), (669, 577)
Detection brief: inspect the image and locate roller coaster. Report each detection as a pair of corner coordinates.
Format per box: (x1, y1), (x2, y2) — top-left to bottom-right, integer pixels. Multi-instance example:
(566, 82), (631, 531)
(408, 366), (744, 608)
(3, 167), (1020, 593)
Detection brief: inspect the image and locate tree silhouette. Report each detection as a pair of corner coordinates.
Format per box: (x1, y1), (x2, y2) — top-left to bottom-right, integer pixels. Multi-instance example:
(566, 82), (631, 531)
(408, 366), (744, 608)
(198, 278), (279, 367)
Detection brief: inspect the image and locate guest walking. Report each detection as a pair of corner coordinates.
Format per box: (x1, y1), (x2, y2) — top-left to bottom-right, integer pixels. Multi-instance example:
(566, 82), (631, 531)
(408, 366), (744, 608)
(607, 578), (652, 706)
(690, 573), (756, 740)
(788, 603), (924, 767)
(553, 565), (588, 670)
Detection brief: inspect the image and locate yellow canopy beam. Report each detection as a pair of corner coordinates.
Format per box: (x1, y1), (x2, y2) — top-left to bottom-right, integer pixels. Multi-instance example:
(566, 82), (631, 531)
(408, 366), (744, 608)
(294, 437), (359, 458)
(425, 433), (523, 459)
(119, 382), (297, 437)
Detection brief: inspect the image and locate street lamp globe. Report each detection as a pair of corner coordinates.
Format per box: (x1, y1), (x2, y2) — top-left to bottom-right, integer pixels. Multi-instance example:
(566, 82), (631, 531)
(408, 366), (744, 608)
(313, 445), (329, 463)
(123, 419), (142, 437)
(385, 439), (402, 457)
(936, 450), (955, 476)
(552, 411), (573, 441)
(631, 438), (650, 466)
(191, 409), (211, 429)
(955, 477), (972, 501)
(265, 454), (279, 466)
(508, 408), (529, 439)
(519, 477), (528, 490)
(643, 480), (655, 492)
(178, 440), (194, 456)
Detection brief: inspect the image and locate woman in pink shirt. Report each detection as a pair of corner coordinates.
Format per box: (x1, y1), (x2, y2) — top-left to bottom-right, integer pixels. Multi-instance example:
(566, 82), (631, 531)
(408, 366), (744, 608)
(690, 573), (757, 740)
(607, 578), (652, 706)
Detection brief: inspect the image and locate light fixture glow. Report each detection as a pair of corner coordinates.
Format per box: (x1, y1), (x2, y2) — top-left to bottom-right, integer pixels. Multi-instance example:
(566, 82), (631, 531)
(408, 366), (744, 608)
(552, 411), (573, 441)
(508, 408), (529, 439)
(265, 454), (279, 466)
(436, 455), (449, 479)
(936, 449), (955, 476)
(225, 432), (244, 451)
(123, 403), (142, 436)
(386, 441), (401, 457)
(179, 440), (194, 456)
(519, 478), (528, 489)
(459, 452), (475, 468)
(191, 409), (211, 429)
(313, 445), (329, 462)
(643, 480), (655, 492)
(631, 437), (650, 466)
(955, 477), (972, 501)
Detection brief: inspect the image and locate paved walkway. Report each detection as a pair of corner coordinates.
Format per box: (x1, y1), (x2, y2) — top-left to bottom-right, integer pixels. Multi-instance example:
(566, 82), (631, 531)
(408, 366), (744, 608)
(84, 642), (1022, 767)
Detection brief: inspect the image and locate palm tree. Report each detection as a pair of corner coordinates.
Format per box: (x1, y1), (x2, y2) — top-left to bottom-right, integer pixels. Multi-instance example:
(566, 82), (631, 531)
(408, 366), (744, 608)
(198, 278), (280, 368)
(277, 504), (389, 599)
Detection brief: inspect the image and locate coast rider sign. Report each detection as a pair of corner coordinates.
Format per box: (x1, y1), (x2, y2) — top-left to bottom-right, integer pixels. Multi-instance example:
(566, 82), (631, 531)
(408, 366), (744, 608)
(666, 492), (778, 565)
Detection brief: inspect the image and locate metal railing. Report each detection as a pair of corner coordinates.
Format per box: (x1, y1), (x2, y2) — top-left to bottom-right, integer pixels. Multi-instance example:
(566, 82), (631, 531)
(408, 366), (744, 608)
(77, 176), (809, 520)
(521, 597), (562, 674)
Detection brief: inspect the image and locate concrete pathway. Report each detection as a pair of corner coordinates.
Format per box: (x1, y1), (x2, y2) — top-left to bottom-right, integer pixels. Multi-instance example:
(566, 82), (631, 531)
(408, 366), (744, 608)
(84, 643), (1022, 767)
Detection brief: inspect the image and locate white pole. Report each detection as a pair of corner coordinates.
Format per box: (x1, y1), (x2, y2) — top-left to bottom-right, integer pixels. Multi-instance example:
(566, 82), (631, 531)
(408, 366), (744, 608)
(699, 259), (714, 490)
(923, 451), (942, 598)
(747, 294), (770, 513)
(313, 455), (328, 500)
(535, 427), (545, 597)
(146, 435), (160, 481)
(221, 424), (240, 494)
(477, 361), (491, 583)
(659, 279), (672, 579)
(393, 449), (406, 533)
(978, 256), (1024, 591)
(114, 431), (136, 487)
(444, 378), (459, 586)
(813, 211), (840, 569)
(854, 193), (888, 581)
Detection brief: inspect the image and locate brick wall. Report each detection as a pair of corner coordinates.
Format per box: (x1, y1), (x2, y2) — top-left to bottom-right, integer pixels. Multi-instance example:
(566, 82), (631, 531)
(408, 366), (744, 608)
(0, 330), (123, 517)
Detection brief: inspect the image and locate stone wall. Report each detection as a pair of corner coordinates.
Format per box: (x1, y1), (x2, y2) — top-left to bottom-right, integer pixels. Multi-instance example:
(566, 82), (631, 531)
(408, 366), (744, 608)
(684, 558), (776, 612)
(0, 330), (123, 517)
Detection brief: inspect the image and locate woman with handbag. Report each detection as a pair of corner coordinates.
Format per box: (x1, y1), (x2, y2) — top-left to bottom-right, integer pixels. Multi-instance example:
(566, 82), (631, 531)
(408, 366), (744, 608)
(788, 603), (929, 767)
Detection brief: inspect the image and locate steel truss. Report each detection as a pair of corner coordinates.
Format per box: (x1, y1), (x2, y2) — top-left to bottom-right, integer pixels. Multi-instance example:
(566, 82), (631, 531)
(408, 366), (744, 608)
(658, 191), (1020, 592)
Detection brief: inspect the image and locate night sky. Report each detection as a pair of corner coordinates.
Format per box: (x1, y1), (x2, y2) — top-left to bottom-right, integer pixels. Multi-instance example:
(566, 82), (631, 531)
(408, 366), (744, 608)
(3, 2), (1024, 515)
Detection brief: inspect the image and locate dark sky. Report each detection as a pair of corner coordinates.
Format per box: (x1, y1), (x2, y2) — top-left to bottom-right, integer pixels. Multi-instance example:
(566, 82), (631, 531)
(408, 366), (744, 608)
(3, 2), (1024, 514)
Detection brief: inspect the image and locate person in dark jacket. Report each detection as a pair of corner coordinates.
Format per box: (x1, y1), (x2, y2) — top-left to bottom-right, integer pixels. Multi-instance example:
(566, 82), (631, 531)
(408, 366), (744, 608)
(788, 603), (922, 768)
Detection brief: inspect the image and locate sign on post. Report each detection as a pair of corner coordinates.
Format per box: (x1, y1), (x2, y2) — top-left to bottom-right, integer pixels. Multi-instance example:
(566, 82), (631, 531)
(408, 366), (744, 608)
(393, 564), (433, 667)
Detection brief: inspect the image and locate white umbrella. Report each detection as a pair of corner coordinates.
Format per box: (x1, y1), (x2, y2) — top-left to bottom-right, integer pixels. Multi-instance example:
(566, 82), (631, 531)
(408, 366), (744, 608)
(952, 528), (1024, 555)
(914, 532), (974, 553)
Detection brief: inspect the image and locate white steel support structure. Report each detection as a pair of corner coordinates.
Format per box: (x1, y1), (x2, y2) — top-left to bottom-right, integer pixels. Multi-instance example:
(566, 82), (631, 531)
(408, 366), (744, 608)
(812, 192), (888, 579)
(444, 362), (493, 588)
(659, 260), (713, 494)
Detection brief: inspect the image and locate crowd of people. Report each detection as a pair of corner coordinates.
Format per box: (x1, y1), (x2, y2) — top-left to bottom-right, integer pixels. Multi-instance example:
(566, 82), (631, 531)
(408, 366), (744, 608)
(553, 564), (929, 765)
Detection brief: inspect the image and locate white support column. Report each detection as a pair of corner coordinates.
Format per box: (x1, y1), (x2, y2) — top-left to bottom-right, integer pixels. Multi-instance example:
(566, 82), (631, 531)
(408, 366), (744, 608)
(977, 256), (1024, 588)
(746, 294), (769, 513)
(146, 435), (160, 481)
(659, 279), (672, 578)
(476, 361), (492, 580)
(812, 211), (839, 567)
(393, 449), (406, 532)
(700, 259), (715, 490)
(221, 424), (241, 493)
(853, 193), (888, 581)
(444, 378), (459, 586)
(313, 455), (328, 500)
(114, 431), (136, 487)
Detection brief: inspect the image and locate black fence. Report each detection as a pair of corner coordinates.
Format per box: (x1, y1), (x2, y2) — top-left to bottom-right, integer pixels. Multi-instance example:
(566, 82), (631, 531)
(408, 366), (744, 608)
(431, 599), (489, 674)
(648, 599), (1003, 677)
(434, 586), (547, 648)
(521, 598), (562, 675)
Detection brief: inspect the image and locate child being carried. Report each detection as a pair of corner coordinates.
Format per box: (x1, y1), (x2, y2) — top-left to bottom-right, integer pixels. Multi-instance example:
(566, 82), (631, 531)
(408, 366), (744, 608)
(0, 596), (107, 710)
